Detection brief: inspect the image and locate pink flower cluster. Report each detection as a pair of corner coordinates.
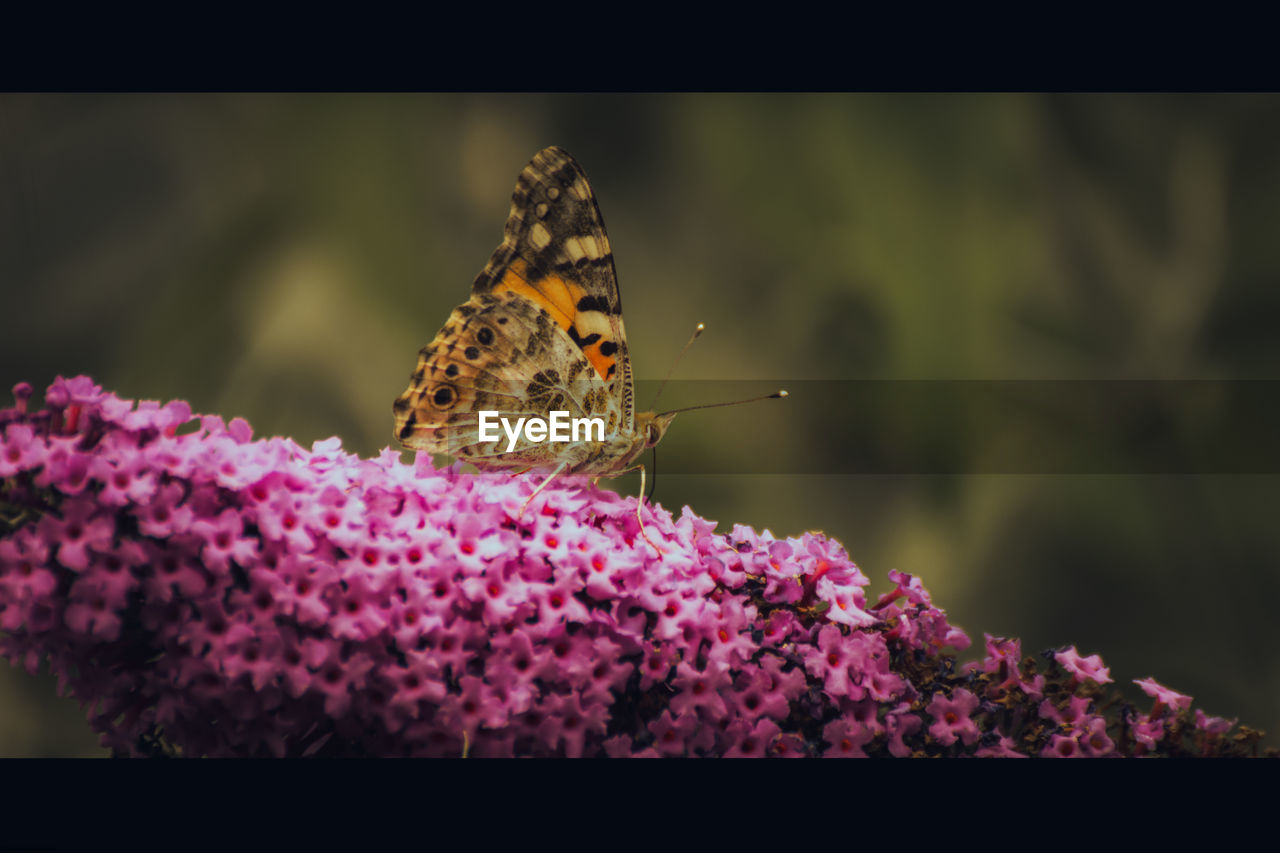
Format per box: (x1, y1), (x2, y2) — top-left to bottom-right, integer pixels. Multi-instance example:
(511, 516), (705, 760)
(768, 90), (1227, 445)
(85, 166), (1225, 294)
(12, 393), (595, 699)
(0, 377), (1263, 757)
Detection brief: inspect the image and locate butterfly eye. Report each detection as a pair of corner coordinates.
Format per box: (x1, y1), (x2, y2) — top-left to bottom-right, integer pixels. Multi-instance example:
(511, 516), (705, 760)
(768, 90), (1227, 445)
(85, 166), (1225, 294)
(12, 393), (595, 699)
(476, 326), (495, 346)
(432, 386), (457, 409)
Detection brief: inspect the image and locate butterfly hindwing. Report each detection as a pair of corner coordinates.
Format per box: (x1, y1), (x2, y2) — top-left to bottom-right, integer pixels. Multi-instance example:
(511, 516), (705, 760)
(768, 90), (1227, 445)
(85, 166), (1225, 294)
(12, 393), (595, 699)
(394, 293), (621, 459)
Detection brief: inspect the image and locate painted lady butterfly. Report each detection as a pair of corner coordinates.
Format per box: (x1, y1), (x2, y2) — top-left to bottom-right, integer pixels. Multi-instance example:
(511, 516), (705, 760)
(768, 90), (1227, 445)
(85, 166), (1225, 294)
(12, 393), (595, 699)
(393, 146), (781, 540)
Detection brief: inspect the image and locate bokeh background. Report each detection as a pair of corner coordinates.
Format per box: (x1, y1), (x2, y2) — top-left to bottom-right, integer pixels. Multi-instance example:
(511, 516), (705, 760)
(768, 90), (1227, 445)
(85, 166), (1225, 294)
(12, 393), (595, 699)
(2, 93), (1278, 755)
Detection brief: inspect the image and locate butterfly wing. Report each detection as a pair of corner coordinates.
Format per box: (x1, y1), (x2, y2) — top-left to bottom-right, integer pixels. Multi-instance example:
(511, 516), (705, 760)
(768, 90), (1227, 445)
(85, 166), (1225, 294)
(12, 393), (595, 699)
(473, 146), (635, 426)
(394, 147), (635, 468)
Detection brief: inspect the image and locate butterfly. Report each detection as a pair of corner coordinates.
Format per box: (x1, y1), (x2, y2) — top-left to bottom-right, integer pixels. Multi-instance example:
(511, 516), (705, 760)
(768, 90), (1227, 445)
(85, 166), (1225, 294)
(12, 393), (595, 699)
(392, 146), (677, 536)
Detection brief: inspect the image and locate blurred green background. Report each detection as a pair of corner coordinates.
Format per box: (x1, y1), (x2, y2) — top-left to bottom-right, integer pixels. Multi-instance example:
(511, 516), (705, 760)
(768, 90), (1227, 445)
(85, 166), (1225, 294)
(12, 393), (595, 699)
(2, 93), (1278, 755)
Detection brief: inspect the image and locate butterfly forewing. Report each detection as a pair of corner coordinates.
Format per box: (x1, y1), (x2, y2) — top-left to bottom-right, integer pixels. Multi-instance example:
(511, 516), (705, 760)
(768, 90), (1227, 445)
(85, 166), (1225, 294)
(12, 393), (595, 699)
(394, 146), (639, 472)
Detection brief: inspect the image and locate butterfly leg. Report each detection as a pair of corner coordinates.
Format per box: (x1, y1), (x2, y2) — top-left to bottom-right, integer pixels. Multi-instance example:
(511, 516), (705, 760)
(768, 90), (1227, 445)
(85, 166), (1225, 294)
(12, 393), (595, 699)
(519, 460), (570, 518)
(584, 467), (664, 554)
(596, 464), (664, 555)
(634, 464), (666, 555)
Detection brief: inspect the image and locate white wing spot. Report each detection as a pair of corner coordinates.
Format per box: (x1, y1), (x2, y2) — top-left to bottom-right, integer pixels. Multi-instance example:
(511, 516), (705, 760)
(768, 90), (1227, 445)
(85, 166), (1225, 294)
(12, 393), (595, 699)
(546, 186), (560, 201)
(529, 222), (552, 250)
(569, 177), (590, 201)
(535, 202), (549, 219)
(563, 236), (585, 263)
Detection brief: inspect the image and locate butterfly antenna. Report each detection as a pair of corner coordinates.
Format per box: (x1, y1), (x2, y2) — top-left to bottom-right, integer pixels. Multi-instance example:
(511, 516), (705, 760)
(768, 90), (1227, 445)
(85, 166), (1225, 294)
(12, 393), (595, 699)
(649, 323), (705, 410)
(658, 389), (787, 417)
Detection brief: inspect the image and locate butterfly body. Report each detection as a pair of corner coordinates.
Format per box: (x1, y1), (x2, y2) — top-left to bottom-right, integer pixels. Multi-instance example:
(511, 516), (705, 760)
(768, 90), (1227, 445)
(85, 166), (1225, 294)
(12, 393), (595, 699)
(394, 146), (673, 481)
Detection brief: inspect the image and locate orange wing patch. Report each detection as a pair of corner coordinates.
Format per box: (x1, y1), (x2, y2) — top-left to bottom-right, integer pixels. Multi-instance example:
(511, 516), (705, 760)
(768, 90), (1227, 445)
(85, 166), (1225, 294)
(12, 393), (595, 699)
(494, 261), (620, 382)
(495, 259), (583, 328)
(572, 321), (619, 382)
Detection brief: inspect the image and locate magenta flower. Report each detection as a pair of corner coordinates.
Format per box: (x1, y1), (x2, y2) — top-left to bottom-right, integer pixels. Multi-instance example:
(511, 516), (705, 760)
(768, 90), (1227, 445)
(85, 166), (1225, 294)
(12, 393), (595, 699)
(1042, 734), (1083, 757)
(822, 716), (876, 758)
(723, 718), (782, 758)
(926, 688), (982, 747)
(1129, 714), (1167, 751)
(35, 496), (114, 572)
(974, 734), (1028, 758)
(1078, 717), (1116, 756)
(884, 702), (924, 757)
(1054, 646), (1113, 685)
(966, 634), (1044, 699)
(1194, 709), (1236, 736)
(730, 664), (794, 722)
(647, 710), (699, 756)
(1038, 694), (1093, 728)
(1134, 677), (1193, 716)
(0, 377), (1264, 757)
(669, 659), (733, 719)
(1, 423), (44, 477)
